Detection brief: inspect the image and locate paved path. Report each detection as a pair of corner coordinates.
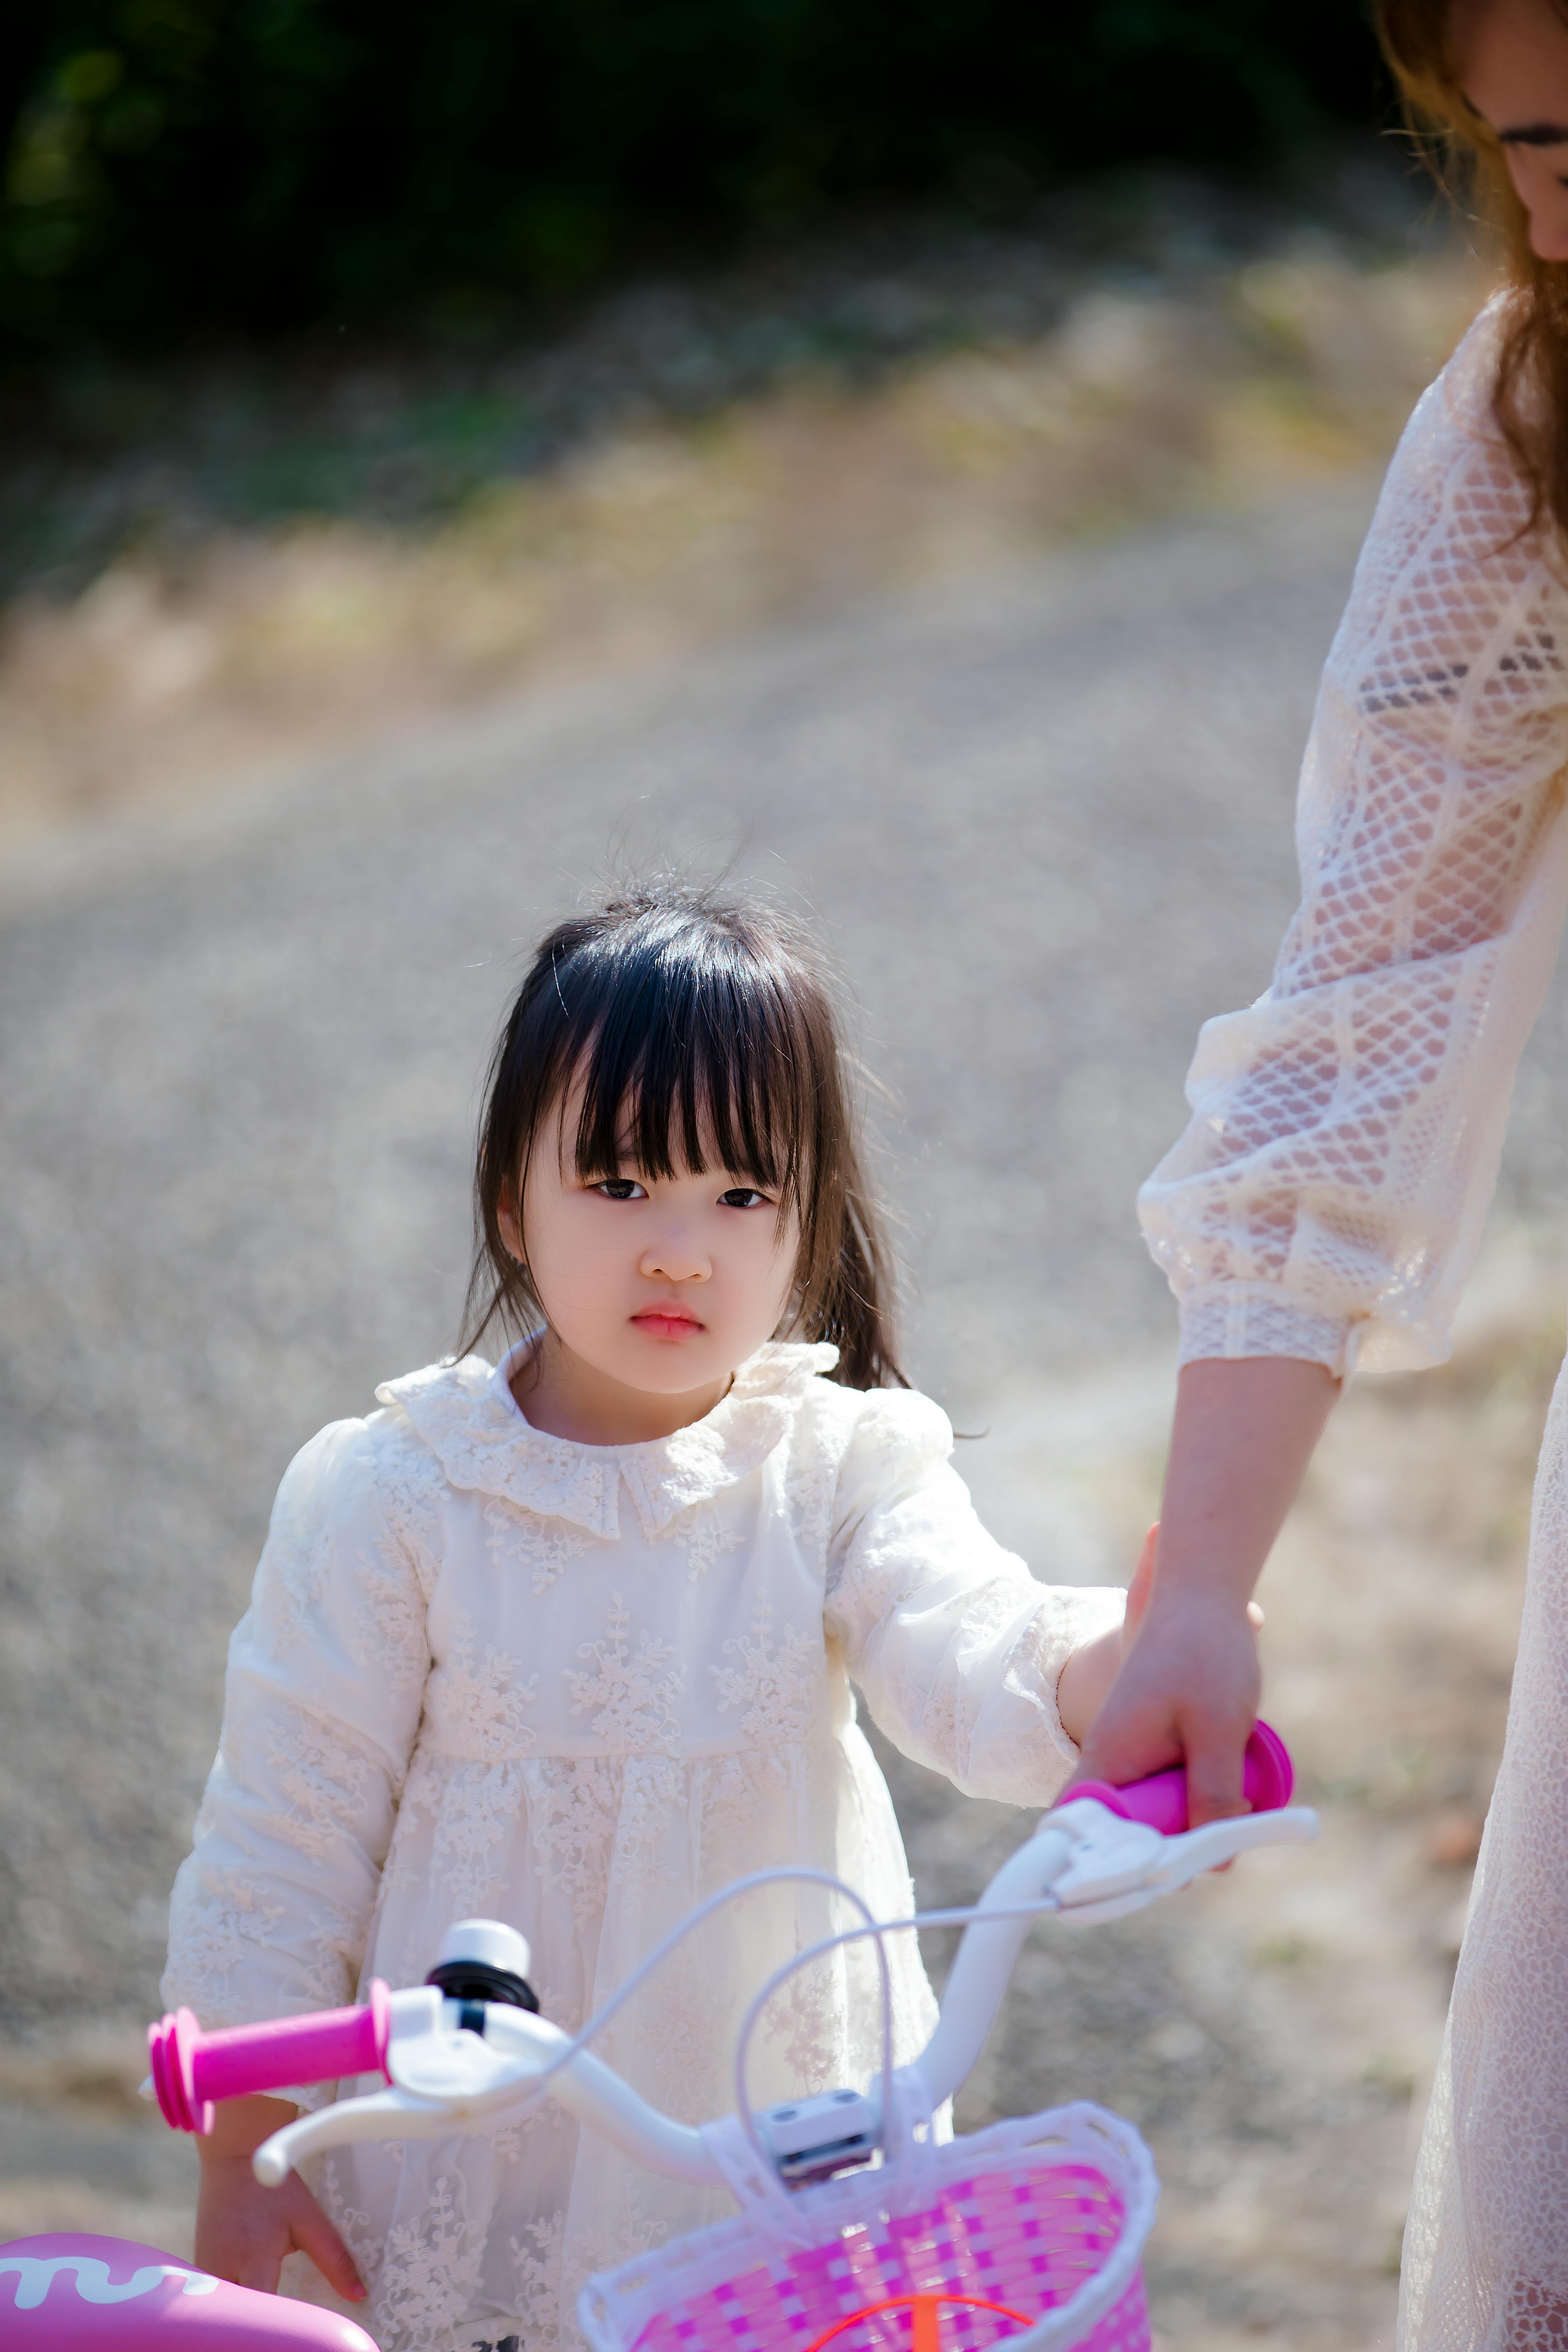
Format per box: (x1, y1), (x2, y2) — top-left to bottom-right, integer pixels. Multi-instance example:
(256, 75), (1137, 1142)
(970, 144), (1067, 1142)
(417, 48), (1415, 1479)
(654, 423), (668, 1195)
(7, 478), (1564, 2339)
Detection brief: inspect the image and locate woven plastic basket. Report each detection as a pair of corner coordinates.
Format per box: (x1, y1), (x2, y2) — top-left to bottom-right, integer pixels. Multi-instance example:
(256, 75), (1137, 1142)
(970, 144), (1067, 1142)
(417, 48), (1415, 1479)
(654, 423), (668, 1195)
(579, 2102), (1156, 2352)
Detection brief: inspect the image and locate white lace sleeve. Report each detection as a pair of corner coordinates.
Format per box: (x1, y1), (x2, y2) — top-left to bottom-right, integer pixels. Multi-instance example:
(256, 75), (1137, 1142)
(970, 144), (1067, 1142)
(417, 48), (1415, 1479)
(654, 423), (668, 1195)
(1139, 303), (1568, 1379)
(162, 1416), (432, 2029)
(822, 1389), (1125, 1806)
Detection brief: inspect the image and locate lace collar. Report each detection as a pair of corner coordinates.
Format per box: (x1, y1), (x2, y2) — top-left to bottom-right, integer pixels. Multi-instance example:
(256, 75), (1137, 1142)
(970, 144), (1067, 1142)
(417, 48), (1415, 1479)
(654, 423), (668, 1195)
(376, 1338), (839, 1539)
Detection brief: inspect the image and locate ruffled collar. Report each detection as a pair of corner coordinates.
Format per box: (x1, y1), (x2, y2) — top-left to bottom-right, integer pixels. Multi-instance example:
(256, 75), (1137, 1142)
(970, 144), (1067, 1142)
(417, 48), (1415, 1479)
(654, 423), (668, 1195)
(376, 1338), (839, 1539)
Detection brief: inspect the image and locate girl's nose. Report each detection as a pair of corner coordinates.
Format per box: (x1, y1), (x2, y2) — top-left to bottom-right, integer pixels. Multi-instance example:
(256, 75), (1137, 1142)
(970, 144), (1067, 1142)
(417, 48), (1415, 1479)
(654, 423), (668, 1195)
(640, 1229), (710, 1283)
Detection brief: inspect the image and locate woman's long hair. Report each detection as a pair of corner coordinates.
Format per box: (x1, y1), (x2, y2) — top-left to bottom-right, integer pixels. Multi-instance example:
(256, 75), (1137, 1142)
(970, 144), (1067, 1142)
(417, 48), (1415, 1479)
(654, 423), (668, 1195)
(458, 881), (907, 1391)
(1376, 0), (1568, 541)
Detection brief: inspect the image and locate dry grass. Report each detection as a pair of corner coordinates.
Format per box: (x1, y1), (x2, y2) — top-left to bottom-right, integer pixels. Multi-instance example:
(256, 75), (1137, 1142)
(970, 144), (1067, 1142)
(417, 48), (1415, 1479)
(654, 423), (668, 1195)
(0, 246), (1483, 844)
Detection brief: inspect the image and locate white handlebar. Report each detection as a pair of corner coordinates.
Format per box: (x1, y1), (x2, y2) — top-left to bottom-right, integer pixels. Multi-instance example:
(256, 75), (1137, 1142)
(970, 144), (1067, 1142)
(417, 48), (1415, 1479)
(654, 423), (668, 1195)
(915, 1827), (1074, 2107)
(257, 2002), (717, 2187)
(255, 1798), (1318, 2192)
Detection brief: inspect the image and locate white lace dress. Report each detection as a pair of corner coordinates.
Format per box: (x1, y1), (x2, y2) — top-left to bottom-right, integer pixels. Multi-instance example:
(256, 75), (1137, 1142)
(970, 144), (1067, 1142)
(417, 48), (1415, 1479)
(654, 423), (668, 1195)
(1139, 298), (1568, 2350)
(163, 1339), (1122, 2352)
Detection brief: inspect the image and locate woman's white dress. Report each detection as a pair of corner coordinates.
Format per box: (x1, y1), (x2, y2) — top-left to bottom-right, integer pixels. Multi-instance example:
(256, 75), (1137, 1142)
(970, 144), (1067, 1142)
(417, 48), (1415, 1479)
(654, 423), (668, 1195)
(163, 1338), (1121, 2352)
(1139, 301), (1568, 2349)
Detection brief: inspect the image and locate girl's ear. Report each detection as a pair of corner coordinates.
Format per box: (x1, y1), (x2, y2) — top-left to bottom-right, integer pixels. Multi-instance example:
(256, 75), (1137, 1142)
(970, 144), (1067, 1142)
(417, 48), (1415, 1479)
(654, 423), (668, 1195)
(497, 1190), (525, 1267)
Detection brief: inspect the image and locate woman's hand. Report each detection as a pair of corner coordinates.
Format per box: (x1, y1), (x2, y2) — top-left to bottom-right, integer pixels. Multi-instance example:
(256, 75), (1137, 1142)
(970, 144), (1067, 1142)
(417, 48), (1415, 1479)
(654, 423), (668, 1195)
(1064, 1355), (1338, 1822)
(194, 2093), (366, 2303)
(1070, 1580), (1263, 1818)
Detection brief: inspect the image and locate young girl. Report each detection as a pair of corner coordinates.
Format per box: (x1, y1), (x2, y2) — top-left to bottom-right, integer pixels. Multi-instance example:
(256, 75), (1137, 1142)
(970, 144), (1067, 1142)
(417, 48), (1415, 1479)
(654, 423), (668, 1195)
(163, 882), (1129, 2352)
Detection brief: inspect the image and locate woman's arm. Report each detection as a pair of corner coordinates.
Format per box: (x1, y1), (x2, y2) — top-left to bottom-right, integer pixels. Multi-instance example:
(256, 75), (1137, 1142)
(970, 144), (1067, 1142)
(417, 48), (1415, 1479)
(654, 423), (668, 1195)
(1141, 314), (1568, 1392)
(1068, 1358), (1338, 1818)
(1114, 316), (1568, 1810)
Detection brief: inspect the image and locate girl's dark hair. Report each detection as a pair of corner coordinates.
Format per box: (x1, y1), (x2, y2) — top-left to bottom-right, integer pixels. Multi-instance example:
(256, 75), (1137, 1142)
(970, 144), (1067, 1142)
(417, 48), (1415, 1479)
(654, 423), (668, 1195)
(458, 882), (907, 1391)
(1375, 0), (1568, 547)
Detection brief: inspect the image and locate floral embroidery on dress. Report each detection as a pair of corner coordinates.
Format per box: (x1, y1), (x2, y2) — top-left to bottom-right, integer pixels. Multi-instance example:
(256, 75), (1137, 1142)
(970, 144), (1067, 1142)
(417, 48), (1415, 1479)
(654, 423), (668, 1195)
(351, 1540), (430, 1695)
(428, 1759), (533, 1915)
(709, 1598), (817, 1744)
(375, 2169), (486, 2352)
(663, 1495), (743, 1583)
(374, 1750), (439, 1917)
(375, 1429), (448, 1601)
(779, 1408), (846, 1564)
(432, 1613), (538, 1761)
(529, 1756), (621, 1926)
(507, 2206), (565, 2347)
(643, 1951), (724, 2122)
(296, 1922), (366, 2012)
(696, 1749), (791, 1871)
(565, 1595), (683, 1752)
(762, 1961), (839, 2094)
(261, 1707), (379, 1861)
(484, 1497), (592, 1600)
(320, 2157), (384, 2287)
(253, 1529), (331, 1651)
(163, 1875), (288, 2019)
(609, 1754), (685, 1898)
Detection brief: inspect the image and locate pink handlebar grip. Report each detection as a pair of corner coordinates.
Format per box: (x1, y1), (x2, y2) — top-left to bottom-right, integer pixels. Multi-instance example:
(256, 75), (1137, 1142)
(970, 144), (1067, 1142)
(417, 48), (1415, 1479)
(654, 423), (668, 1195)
(1068, 1718), (1294, 1837)
(148, 1982), (392, 2135)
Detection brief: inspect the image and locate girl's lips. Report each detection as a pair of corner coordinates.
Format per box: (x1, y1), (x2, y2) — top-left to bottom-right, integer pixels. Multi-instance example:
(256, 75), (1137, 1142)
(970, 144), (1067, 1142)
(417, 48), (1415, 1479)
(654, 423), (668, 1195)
(632, 1309), (705, 1340)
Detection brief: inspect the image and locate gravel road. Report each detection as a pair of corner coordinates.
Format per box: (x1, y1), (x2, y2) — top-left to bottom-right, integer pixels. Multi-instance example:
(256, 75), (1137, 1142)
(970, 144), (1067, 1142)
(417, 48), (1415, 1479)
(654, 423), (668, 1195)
(7, 479), (1567, 2343)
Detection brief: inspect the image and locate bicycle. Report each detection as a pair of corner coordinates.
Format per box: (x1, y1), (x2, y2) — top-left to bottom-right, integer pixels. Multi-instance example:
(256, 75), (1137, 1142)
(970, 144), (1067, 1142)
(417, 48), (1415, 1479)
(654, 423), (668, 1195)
(0, 1726), (1311, 2352)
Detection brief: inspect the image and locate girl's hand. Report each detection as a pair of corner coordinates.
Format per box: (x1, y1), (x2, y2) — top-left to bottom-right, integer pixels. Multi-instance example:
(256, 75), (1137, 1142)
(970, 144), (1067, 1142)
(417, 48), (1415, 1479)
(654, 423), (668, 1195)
(1055, 1522), (1158, 1747)
(195, 2094), (366, 2303)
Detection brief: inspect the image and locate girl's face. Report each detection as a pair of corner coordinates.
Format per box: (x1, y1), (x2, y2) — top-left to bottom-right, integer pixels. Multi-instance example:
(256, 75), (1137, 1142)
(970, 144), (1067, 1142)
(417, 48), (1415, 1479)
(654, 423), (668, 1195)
(501, 1087), (802, 1445)
(1461, 0), (1568, 258)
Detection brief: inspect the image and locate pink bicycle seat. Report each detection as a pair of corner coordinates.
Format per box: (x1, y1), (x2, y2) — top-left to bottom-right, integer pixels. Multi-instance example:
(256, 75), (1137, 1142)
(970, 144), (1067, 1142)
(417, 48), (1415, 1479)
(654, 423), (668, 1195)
(0, 2235), (377, 2348)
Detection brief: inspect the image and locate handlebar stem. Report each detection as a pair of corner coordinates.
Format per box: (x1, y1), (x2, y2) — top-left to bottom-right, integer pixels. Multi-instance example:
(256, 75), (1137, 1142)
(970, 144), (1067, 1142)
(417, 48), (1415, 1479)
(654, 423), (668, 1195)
(913, 1826), (1074, 2109)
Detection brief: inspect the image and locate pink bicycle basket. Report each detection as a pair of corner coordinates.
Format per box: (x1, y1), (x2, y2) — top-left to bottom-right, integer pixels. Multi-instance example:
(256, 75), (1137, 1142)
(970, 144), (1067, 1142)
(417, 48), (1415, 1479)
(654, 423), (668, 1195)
(578, 2102), (1157, 2352)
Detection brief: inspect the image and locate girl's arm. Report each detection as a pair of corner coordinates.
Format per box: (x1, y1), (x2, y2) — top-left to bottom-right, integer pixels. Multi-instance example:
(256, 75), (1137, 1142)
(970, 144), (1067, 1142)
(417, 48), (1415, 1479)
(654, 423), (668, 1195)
(165, 1414), (433, 2295)
(1066, 1358), (1337, 1815)
(824, 1388), (1126, 1807)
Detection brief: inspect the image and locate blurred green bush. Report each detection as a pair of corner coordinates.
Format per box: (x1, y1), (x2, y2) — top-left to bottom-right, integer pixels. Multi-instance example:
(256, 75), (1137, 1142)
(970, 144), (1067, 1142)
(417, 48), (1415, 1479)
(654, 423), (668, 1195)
(1, 2), (1386, 350)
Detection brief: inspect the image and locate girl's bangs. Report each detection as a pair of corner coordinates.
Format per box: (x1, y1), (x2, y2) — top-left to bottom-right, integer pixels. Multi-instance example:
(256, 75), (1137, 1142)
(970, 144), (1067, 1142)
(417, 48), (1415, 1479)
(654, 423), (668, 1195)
(562, 955), (814, 1203)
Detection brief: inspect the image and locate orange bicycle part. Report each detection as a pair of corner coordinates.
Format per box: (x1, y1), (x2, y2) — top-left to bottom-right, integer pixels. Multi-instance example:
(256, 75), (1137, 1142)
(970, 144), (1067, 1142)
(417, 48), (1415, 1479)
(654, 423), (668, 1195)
(800, 2291), (1036, 2352)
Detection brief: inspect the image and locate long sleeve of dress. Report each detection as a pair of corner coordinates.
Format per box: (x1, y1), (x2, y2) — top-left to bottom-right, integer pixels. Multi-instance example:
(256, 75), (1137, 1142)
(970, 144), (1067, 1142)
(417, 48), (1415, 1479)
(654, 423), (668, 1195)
(822, 1388), (1124, 1805)
(1139, 303), (1568, 1378)
(162, 1417), (432, 2030)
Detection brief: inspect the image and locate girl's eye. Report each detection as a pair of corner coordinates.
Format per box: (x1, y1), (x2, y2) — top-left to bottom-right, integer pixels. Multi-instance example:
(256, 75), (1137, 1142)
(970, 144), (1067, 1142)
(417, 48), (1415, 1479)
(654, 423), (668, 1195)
(719, 1186), (769, 1210)
(594, 1178), (647, 1202)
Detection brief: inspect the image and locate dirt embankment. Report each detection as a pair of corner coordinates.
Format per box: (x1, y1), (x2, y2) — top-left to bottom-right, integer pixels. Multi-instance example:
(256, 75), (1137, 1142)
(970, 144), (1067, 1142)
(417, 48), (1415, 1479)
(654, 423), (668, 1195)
(0, 183), (1480, 846)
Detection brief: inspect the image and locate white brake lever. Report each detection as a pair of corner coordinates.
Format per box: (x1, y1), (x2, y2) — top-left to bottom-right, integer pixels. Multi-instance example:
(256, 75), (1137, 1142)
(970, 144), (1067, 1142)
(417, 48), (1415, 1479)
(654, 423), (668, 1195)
(253, 2000), (562, 2186)
(1048, 1800), (1320, 1925)
(1142, 1806), (1319, 1894)
(255, 2085), (479, 2184)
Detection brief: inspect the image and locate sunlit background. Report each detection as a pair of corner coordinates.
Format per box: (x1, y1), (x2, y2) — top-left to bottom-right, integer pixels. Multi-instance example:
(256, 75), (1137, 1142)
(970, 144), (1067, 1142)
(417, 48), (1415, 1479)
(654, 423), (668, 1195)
(0, 12), (1555, 2350)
